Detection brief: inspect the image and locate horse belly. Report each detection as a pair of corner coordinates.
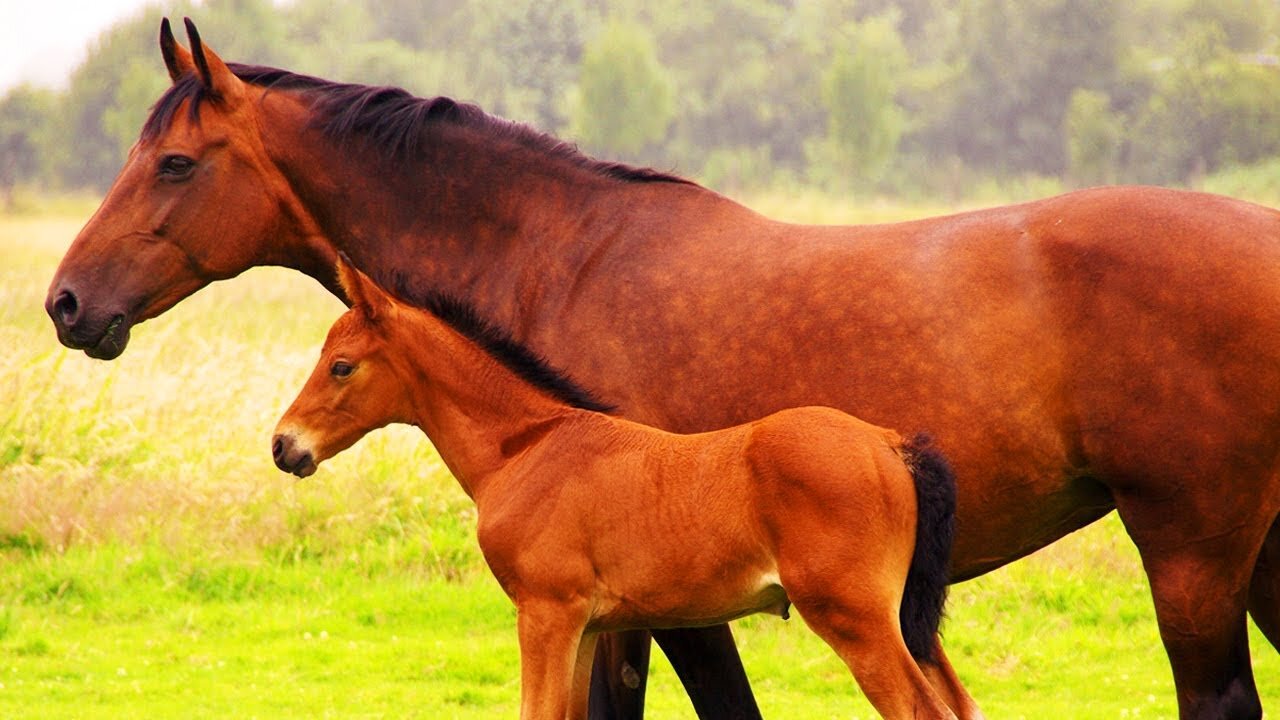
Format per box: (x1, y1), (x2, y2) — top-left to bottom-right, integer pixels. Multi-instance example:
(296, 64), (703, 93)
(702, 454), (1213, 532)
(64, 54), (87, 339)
(588, 560), (789, 632)
(580, 450), (787, 629)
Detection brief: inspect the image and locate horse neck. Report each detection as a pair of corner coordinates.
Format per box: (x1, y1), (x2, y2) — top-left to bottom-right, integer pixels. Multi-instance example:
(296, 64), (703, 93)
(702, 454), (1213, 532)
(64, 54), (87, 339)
(386, 307), (575, 499)
(257, 88), (703, 329)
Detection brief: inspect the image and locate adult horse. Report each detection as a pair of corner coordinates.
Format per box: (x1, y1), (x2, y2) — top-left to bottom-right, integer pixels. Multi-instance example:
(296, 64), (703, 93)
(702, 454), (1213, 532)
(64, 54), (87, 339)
(47, 18), (1280, 720)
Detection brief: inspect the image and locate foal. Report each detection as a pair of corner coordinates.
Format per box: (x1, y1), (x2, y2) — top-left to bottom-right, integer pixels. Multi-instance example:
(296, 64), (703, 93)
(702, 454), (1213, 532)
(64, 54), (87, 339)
(273, 259), (963, 720)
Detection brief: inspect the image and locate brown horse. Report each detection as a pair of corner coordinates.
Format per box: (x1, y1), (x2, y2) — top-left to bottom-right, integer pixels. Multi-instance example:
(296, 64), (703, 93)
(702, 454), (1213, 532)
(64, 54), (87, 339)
(273, 257), (962, 720)
(45, 18), (1280, 720)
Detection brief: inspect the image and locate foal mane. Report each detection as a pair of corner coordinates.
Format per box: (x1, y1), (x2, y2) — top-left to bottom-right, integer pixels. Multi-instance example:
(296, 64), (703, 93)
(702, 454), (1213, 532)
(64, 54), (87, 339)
(390, 273), (615, 414)
(142, 64), (692, 185)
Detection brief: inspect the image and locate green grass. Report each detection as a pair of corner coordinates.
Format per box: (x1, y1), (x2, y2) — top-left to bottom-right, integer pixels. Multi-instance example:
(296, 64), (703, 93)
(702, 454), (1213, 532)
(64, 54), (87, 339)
(2, 206), (1277, 718)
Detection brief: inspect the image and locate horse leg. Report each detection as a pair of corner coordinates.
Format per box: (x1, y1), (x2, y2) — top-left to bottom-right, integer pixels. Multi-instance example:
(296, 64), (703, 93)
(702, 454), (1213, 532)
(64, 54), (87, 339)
(919, 636), (986, 720)
(1115, 491), (1270, 720)
(587, 630), (650, 720)
(793, 599), (956, 720)
(517, 600), (589, 720)
(651, 625), (763, 720)
(569, 633), (601, 720)
(1247, 513), (1280, 651)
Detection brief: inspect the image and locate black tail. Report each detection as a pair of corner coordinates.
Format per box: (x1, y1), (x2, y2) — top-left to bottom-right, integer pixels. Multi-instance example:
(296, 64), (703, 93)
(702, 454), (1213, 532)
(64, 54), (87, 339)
(898, 433), (957, 664)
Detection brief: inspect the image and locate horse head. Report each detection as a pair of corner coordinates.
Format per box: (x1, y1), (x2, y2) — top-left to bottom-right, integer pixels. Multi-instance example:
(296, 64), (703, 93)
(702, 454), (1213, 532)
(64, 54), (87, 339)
(46, 18), (325, 359)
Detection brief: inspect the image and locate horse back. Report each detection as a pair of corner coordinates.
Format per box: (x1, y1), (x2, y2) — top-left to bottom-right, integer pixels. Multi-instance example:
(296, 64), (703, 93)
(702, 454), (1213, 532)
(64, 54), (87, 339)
(539, 186), (1280, 576)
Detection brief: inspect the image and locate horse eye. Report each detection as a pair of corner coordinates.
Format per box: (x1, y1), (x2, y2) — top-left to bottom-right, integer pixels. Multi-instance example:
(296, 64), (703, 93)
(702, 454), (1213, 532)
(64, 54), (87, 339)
(330, 361), (354, 378)
(158, 155), (196, 178)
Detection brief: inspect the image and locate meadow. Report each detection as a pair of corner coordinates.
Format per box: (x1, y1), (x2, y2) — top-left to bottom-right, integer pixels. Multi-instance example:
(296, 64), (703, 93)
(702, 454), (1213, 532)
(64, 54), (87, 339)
(1, 200), (1277, 719)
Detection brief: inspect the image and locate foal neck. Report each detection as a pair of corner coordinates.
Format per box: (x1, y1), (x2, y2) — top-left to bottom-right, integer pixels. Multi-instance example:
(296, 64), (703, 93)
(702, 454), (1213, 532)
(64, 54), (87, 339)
(387, 303), (584, 498)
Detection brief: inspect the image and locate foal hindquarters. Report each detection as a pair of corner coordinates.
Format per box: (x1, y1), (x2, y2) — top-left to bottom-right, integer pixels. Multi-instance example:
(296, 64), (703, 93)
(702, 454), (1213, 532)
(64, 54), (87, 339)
(748, 414), (959, 720)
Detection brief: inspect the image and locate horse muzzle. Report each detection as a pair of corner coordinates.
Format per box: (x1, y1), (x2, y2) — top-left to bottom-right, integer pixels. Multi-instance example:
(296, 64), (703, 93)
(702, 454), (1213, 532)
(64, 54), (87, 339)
(272, 433), (318, 478)
(45, 285), (132, 360)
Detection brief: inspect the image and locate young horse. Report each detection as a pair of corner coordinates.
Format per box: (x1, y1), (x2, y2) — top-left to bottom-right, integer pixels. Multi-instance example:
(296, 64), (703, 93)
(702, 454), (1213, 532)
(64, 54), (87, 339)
(47, 18), (1280, 720)
(272, 259), (961, 720)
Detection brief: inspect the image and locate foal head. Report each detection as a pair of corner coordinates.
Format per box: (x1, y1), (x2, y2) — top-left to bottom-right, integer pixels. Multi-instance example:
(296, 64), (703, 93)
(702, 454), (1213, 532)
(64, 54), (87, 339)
(273, 260), (409, 477)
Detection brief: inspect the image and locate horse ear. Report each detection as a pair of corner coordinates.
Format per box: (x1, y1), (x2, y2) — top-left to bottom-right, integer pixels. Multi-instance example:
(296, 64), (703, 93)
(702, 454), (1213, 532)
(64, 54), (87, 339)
(183, 17), (245, 102)
(336, 254), (393, 322)
(159, 18), (196, 82)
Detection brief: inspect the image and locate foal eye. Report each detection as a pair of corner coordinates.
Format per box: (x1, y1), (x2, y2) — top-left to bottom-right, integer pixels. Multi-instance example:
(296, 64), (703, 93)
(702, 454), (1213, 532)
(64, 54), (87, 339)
(330, 361), (355, 378)
(158, 155), (196, 178)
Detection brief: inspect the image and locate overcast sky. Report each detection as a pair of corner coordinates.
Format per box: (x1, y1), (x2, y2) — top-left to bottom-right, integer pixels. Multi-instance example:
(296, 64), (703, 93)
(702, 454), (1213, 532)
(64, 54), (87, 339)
(1, 0), (156, 92)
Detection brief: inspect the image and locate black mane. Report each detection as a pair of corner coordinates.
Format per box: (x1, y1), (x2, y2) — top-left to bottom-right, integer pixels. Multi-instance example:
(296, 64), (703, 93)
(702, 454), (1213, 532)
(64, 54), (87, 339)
(390, 273), (614, 414)
(142, 64), (691, 185)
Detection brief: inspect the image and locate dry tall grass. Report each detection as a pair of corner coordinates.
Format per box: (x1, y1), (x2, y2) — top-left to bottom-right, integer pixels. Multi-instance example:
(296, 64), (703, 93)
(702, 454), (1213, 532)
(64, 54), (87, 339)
(1, 215), (478, 572)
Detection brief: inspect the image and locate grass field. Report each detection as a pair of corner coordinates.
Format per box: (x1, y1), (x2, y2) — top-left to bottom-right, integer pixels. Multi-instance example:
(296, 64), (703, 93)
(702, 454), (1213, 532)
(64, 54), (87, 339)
(2, 205), (1278, 719)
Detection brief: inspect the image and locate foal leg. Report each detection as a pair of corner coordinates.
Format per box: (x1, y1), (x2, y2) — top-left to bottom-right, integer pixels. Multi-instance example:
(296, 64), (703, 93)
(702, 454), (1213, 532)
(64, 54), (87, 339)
(652, 625), (763, 720)
(1247, 513), (1280, 651)
(1115, 491), (1271, 720)
(919, 637), (986, 720)
(587, 630), (650, 720)
(518, 600), (590, 720)
(795, 602), (956, 720)
(570, 633), (601, 720)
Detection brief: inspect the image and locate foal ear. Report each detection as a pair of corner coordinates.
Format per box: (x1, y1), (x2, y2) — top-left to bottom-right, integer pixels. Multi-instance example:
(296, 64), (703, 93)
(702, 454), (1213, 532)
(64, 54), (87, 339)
(183, 17), (245, 102)
(159, 18), (196, 82)
(336, 255), (394, 322)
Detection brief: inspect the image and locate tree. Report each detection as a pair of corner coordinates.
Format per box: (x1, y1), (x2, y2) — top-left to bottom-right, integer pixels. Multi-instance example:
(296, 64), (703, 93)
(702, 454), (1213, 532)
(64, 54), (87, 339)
(1064, 88), (1121, 187)
(807, 14), (908, 189)
(567, 21), (675, 159)
(1126, 20), (1280, 183)
(102, 58), (169, 159)
(920, 0), (1122, 176)
(0, 86), (58, 206)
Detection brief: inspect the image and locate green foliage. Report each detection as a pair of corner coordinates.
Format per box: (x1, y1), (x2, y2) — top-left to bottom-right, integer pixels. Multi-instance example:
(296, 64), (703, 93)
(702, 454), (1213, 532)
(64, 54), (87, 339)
(925, 0), (1122, 176)
(0, 86), (57, 203)
(102, 59), (169, 158)
(1127, 21), (1280, 183)
(1202, 157), (1280, 206)
(1186, 0), (1278, 51)
(1065, 88), (1121, 186)
(567, 21), (675, 158)
(478, 1), (589, 130)
(807, 14), (908, 190)
(699, 145), (781, 193)
(8, 0), (1280, 194)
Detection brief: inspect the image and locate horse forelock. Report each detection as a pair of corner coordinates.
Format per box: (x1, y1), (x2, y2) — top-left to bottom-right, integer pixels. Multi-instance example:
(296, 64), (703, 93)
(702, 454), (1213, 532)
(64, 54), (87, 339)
(140, 63), (690, 185)
(142, 73), (207, 141)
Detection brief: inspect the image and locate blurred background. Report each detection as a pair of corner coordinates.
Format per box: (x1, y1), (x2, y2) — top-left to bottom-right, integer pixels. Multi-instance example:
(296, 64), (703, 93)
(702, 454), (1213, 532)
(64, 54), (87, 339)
(4, 0), (1280, 209)
(3, 2), (1280, 717)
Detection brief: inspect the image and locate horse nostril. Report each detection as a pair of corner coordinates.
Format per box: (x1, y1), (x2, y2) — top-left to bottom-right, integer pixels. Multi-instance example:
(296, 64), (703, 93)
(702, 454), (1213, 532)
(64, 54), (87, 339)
(272, 436), (295, 471)
(53, 290), (80, 327)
